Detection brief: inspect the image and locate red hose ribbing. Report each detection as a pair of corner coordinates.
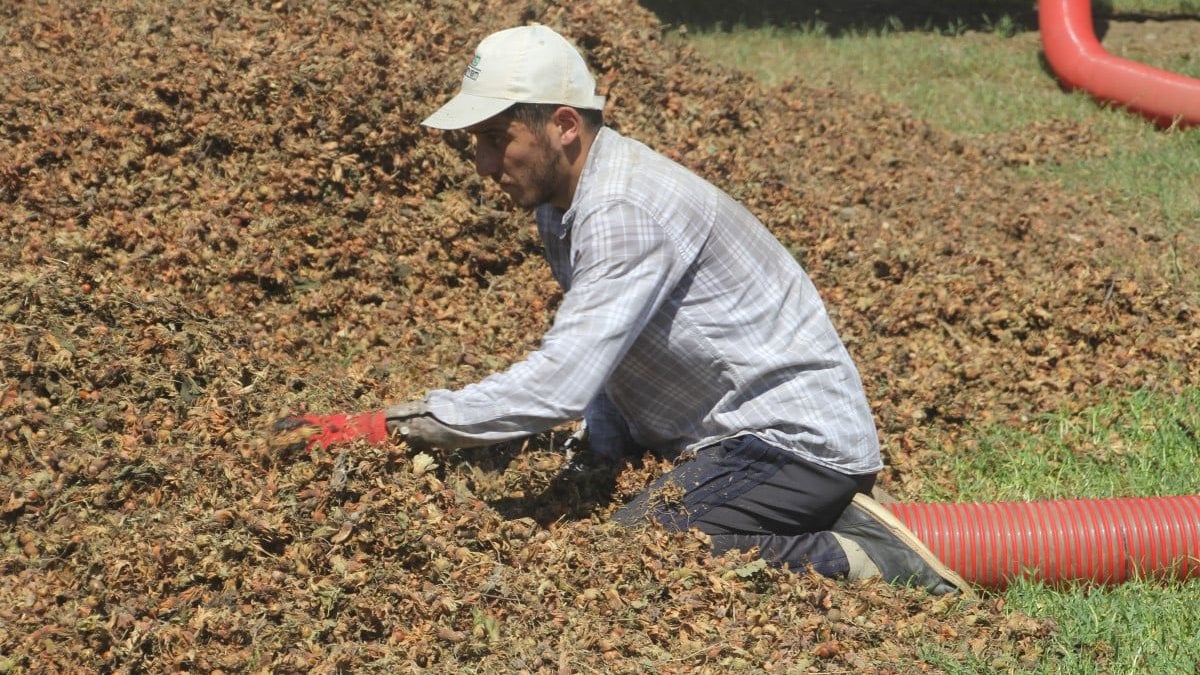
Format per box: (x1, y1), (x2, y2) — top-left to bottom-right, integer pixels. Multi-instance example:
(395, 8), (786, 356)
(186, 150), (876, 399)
(887, 495), (1200, 589)
(1039, 0), (1200, 128)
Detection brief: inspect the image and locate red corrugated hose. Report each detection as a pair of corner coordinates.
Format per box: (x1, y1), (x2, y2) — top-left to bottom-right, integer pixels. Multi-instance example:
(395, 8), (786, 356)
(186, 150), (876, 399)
(1039, 0), (1200, 128)
(887, 495), (1200, 589)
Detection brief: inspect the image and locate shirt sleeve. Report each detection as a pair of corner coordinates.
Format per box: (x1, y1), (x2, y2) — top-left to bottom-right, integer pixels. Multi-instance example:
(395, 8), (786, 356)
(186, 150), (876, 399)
(422, 201), (686, 444)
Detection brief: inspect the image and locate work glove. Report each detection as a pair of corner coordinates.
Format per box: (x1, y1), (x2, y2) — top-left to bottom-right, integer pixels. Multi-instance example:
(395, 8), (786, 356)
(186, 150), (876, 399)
(582, 392), (643, 462)
(384, 401), (491, 450)
(270, 401), (490, 454)
(269, 410), (390, 453)
(561, 421), (587, 462)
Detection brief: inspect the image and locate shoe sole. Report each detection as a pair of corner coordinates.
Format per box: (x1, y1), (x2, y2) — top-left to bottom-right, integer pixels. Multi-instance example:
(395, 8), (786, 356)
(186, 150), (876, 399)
(850, 493), (976, 599)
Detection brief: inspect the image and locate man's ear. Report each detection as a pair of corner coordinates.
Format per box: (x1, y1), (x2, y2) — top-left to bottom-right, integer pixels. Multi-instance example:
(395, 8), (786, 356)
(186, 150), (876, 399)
(549, 106), (584, 147)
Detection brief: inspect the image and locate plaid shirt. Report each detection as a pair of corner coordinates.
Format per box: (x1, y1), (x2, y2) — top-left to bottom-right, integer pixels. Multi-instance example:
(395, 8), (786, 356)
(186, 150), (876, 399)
(426, 128), (882, 475)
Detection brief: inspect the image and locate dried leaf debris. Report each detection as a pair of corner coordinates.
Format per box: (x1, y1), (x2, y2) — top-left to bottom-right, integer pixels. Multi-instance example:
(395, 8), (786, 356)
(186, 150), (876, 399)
(2, 0), (1196, 671)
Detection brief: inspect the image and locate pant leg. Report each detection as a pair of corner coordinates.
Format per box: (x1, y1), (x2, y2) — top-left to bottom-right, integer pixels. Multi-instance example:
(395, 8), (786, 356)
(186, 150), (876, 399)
(613, 435), (868, 577)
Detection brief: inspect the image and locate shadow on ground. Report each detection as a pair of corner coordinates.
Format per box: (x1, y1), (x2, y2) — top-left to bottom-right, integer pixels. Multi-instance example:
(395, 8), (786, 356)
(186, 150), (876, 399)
(639, 0), (1200, 36)
(639, 0), (1040, 34)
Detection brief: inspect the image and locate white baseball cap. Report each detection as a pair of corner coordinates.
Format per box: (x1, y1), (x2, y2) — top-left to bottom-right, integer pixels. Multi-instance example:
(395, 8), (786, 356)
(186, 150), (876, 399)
(421, 25), (606, 130)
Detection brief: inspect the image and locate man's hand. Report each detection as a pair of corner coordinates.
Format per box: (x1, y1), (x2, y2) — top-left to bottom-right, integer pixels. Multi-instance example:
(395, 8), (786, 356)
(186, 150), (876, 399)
(384, 401), (491, 450)
(561, 421), (587, 463)
(268, 400), (490, 454)
(269, 411), (389, 453)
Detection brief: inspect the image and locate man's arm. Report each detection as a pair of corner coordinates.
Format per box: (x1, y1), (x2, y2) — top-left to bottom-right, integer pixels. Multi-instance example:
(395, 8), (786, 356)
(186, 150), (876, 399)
(420, 201), (685, 445)
(272, 202), (687, 452)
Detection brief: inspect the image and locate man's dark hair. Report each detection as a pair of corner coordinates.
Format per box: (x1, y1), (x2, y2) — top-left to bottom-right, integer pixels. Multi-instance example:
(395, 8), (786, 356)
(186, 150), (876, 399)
(507, 102), (605, 136)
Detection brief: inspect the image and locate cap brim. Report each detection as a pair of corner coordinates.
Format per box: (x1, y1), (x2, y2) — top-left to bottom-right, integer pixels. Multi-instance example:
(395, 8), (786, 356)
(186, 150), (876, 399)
(421, 93), (515, 130)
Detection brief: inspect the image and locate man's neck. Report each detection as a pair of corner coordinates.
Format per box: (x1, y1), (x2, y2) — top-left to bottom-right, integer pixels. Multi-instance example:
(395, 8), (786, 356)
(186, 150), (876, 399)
(551, 127), (600, 210)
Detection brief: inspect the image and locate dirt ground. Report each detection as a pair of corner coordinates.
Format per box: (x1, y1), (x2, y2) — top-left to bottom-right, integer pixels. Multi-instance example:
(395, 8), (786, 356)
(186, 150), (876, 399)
(2, 0), (1198, 671)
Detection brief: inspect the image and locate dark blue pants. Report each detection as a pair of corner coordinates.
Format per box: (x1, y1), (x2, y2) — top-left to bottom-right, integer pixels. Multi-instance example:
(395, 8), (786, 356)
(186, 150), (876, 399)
(613, 435), (874, 578)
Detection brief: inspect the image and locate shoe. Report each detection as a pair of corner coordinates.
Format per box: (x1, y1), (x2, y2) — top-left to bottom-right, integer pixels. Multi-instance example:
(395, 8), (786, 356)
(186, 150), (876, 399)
(832, 493), (975, 598)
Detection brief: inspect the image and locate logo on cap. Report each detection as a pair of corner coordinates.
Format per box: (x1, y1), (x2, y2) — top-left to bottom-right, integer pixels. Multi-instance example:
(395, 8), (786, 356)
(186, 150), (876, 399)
(464, 54), (482, 81)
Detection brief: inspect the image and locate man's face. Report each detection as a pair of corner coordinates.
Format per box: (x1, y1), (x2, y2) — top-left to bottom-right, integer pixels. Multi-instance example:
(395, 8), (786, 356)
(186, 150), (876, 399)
(467, 115), (563, 210)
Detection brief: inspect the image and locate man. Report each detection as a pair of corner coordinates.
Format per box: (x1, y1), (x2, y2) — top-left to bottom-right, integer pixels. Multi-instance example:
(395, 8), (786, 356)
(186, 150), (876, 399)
(276, 25), (971, 596)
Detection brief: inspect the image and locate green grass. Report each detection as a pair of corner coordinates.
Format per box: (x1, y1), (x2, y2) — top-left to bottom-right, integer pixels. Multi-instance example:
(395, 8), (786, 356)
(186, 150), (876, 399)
(675, 6), (1200, 673)
(929, 388), (1200, 674)
(676, 5), (1200, 237)
(936, 387), (1200, 502)
(998, 577), (1200, 674)
(919, 577), (1200, 673)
